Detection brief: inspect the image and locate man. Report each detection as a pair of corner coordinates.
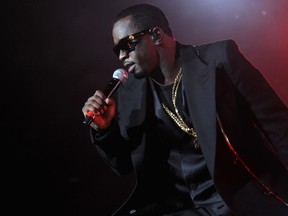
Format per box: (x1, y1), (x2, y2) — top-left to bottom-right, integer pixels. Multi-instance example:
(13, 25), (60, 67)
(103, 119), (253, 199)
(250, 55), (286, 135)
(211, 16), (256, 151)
(82, 3), (288, 216)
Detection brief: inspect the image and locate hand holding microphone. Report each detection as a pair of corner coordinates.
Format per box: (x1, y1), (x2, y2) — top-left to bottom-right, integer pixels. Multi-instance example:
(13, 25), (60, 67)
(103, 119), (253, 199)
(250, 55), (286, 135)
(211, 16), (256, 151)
(82, 69), (128, 129)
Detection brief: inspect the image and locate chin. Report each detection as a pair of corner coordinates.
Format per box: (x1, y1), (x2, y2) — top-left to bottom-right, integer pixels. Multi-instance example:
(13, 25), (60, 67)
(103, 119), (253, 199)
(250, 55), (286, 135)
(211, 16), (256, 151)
(133, 72), (145, 79)
(132, 68), (145, 79)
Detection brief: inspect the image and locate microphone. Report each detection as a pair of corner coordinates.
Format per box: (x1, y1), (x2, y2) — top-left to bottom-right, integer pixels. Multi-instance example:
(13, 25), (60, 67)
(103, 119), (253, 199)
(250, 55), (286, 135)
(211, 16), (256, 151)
(83, 68), (128, 125)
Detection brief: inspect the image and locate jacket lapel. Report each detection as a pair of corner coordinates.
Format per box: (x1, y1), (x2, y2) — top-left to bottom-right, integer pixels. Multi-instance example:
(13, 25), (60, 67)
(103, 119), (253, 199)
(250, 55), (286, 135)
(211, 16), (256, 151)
(117, 76), (149, 171)
(181, 46), (217, 175)
(118, 76), (148, 130)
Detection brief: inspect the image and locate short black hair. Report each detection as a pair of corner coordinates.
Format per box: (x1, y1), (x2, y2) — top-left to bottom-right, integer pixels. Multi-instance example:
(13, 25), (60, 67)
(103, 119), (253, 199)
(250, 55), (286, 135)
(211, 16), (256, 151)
(114, 4), (173, 36)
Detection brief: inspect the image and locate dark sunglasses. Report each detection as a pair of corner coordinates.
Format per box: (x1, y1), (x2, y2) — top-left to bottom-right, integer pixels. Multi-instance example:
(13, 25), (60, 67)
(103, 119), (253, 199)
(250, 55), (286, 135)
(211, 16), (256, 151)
(113, 28), (153, 56)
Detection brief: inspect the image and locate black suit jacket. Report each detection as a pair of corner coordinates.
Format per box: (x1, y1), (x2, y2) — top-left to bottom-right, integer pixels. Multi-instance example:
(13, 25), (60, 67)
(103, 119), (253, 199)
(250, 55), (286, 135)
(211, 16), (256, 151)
(93, 40), (288, 216)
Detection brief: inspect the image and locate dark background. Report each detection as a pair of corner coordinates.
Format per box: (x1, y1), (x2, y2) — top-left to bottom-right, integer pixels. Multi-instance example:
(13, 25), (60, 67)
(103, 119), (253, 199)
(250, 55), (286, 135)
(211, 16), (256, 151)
(7, 0), (288, 215)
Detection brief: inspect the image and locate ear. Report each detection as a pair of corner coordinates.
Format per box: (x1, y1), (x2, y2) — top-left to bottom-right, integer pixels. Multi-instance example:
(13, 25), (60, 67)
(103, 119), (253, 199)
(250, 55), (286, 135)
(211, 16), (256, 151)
(151, 27), (162, 44)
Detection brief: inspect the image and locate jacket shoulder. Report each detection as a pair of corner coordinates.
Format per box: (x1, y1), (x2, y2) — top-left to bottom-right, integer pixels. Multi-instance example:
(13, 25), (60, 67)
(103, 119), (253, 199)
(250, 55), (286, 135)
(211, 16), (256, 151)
(197, 39), (237, 48)
(194, 39), (240, 64)
(196, 39), (239, 54)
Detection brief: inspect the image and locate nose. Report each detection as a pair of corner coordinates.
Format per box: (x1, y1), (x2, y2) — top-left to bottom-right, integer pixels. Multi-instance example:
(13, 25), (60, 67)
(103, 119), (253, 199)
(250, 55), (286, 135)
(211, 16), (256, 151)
(119, 50), (128, 61)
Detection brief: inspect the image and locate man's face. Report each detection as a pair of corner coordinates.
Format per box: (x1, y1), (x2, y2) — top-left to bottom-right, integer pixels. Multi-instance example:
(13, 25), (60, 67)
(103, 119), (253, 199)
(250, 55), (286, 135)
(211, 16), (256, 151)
(112, 16), (159, 79)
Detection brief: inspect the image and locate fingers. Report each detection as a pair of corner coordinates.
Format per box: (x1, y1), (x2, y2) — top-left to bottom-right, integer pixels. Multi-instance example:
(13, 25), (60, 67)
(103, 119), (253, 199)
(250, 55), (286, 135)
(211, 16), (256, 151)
(81, 90), (116, 130)
(82, 90), (110, 117)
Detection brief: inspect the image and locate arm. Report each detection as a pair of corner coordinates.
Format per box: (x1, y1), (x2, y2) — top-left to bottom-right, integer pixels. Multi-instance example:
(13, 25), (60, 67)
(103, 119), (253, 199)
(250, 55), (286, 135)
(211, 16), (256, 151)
(222, 40), (288, 167)
(91, 121), (134, 176)
(82, 90), (134, 176)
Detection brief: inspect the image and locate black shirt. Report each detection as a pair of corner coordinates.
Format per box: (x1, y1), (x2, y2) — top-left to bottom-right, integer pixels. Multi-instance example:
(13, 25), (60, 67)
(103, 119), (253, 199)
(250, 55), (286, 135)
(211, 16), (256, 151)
(151, 80), (231, 214)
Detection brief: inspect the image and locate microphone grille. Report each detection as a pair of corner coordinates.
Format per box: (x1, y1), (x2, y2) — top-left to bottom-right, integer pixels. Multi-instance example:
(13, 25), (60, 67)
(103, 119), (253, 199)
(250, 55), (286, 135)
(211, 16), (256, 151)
(113, 69), (128, 83)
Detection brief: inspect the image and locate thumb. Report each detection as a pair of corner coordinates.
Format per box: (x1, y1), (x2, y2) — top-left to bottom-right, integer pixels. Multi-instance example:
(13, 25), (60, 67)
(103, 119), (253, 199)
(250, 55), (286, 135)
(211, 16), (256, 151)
(105, 97), (115, 106)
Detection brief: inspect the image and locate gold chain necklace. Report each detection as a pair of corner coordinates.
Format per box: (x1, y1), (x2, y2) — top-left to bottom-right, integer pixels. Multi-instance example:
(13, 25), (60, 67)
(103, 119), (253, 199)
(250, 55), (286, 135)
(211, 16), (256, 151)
(161, 68), (200, 149)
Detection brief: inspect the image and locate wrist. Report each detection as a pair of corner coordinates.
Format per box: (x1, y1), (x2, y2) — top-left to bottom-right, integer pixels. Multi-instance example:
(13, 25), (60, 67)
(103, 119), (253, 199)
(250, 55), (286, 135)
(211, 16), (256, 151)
(90, 119), (114, 134)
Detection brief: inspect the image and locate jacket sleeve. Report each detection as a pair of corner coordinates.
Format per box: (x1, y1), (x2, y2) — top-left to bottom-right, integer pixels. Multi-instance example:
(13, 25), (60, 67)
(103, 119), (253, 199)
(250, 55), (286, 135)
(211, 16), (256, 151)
(90, 120), (134, 176)
(222, 39), (288, 168)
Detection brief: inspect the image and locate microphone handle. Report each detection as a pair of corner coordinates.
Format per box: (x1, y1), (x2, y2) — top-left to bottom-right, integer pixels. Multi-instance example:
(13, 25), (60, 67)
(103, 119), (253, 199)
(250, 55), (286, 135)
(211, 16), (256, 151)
(83, 113), (95, 125)
(103, 78), (121, 98)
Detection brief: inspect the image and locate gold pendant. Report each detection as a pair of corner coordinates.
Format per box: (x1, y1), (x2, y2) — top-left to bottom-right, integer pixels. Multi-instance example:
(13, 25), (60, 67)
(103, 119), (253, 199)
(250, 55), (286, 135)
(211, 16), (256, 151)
(194, 139), (200, 150)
